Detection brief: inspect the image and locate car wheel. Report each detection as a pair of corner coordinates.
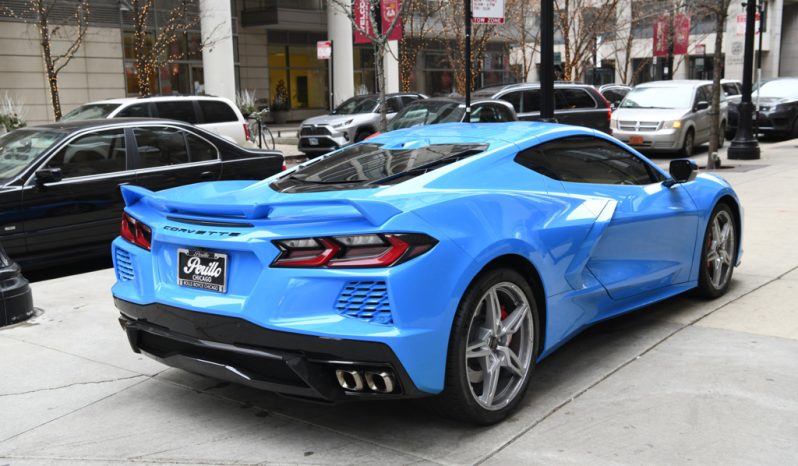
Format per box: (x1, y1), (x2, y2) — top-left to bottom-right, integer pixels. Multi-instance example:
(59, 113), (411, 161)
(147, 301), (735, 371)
(696, 203), (737, 298)
(718, 122), (726, 147)
(791, 118), (798, 139)
(438, 267), (539, 425)
(680, 129), (695, 157)
(354, 129), (371, 142)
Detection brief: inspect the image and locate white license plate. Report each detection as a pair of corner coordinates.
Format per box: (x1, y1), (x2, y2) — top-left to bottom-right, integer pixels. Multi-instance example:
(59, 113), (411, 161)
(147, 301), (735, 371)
(309, 137), (319, 145)
(177, 248), (228, 293)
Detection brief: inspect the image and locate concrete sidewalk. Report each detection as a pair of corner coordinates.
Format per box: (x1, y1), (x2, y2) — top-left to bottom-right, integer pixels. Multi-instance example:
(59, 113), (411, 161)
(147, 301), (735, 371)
(1, 140), (797, 465)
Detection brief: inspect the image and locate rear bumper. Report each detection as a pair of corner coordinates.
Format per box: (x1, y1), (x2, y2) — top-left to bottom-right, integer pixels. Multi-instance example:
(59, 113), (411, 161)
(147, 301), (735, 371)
(115, 297), (428, 402)
(612, 127), (685, 152)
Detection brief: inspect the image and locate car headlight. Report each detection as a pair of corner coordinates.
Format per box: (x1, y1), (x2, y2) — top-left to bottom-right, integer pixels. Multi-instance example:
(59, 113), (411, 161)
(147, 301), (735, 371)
(663, 120), (682, 129)
(332, 119), (354, 129)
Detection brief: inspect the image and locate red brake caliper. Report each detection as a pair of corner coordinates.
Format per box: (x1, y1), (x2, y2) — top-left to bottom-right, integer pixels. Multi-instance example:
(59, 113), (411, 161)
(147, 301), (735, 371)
(500, 304), (512, 346)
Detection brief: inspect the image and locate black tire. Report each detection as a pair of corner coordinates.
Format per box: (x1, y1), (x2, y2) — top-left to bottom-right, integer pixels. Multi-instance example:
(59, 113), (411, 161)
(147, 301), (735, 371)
(437, 267), (540, 425)
(696, 203), (737, 299)
(680, 129), (695, 157)
(354, 129), (372, 142)
(718, 122), (726, 147)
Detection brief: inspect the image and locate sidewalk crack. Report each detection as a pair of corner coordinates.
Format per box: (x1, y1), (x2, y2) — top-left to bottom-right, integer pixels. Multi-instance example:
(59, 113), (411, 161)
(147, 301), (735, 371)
(0, 374), (145, 397)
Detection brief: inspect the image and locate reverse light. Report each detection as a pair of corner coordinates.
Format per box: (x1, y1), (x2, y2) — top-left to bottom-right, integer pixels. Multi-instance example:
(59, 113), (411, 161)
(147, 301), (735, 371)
(271, 233), (437, 268)
(121, 212), (152, 251)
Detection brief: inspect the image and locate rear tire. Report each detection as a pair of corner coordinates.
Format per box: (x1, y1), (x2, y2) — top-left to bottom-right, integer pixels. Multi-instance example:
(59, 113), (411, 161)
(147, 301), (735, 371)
(437, 268), (539, 425)
(696, 203), (737, 298)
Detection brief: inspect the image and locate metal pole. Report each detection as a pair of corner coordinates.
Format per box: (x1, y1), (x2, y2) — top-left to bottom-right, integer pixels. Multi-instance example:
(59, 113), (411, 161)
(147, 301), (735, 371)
(667, 7), (674, 80)
(329, 41), (335, 112)
(728, 0), (761, 159)
(755, 1), (765, 132)
(465, 0), (472, 120)
(540, 0), (554, 120)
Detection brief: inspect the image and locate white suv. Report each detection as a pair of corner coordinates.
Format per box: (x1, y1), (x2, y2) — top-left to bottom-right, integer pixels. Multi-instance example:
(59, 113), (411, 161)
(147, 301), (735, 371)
(62, 96), (251, 146)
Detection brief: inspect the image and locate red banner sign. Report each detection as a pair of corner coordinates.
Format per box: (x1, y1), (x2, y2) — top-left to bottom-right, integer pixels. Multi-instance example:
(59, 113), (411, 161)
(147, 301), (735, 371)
(653, 14), (691, 57)
(353, 0), (402, 44)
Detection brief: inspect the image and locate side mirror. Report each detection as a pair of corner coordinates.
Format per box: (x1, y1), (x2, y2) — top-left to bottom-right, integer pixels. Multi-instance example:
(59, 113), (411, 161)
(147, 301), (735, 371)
(35, 167), (63, 186)
(695, 101), (710, 111)
(664, 159), (697, 187)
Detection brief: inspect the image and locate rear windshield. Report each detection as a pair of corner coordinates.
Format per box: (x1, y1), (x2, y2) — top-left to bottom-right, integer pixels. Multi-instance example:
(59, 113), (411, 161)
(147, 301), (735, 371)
(388, 101), (464, 130)
(62, 104), (121, 121)
(271, 142), (487, 193)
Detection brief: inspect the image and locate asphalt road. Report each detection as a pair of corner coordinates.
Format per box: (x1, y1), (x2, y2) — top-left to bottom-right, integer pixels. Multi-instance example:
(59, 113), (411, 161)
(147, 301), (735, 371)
(1, 138), (797, 465)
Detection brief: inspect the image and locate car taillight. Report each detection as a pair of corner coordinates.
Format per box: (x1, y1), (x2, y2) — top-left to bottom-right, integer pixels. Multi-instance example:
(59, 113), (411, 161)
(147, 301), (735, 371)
(243, 123), (251, 142)
(121, 212), (152, 251)
(271, 233), (437, 268)
(366, 132), (381, 139)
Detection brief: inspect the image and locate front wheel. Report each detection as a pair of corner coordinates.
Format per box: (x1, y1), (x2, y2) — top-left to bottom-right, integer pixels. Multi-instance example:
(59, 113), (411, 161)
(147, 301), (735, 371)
(680, 129), (695, 157)
(438, 268), (539, 425)
(696, 204), (737, 298)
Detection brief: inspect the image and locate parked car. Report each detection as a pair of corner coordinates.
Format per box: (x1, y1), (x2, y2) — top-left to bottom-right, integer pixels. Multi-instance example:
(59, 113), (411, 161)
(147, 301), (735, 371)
(112, 121), (741, 425)
(384, 98), (517, 132)
(0, 242), (33, 327)
(727, 77), (798, 140)
(598, 84), (632, 109)
(61, 96), (251, 146)
(471, 82), (611, 133)
(0, 119), (284, 268)
(721, 79), (742, 98)
(298, 93), (427, 157)
(610, 80), (727, 156)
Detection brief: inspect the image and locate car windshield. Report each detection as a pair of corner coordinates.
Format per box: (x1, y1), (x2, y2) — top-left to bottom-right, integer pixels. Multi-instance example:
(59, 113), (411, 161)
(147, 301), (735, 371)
(753, 80), (798, 99)
(0, 128), (65, 183)
(620, 87), (694, 109)
(332, 96), (378, 115)
(388, 102), (464, 130)
(61, 103), (121, 121)
(271, 142), (488, 193)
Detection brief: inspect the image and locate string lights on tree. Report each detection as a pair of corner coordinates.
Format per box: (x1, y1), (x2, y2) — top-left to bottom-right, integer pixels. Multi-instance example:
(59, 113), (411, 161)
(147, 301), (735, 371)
(1, 0), (90, 121)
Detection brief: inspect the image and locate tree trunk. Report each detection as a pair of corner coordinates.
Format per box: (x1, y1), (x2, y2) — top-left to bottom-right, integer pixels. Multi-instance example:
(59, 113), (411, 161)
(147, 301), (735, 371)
(707, 2), (728, 169)
(36, 3), (62, 120)
(375, 42), (388, 131)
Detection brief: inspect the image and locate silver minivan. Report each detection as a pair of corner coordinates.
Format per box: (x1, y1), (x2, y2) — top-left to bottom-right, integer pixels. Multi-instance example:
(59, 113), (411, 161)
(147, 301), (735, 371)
(611, 80), (727, 156)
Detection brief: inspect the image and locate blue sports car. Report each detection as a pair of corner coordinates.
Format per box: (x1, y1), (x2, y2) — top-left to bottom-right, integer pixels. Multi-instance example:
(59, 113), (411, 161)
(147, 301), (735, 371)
(112, 122), (742, 424)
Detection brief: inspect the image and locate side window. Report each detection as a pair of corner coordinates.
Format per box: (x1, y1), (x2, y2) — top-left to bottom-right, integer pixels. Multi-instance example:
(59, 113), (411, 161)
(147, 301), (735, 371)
(603, 89), (624, 104)
(199, 101), (238, 123)
(695, 86), (711, 106)
(187, 133), (217, 162)
(46, 129), (126, 178)
(557, 88), (596, 109)
(473, 105), (500, 123)
(501, 91), (522, 113)
(116, 103), (151, 118)
(155, 101), (198, 124)
(402, 96), (419, 106)
(133, 127), (189, 168)
(386, 97), (403, 113)
(522, 90), (541, 113)
(515, 136), (662, 185)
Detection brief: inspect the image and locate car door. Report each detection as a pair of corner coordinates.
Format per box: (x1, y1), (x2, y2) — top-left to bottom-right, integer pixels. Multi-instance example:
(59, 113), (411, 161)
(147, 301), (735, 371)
(132, 125), (222, 192)
(693, 85), (712, 143)
(20, 127), (135, 257)
(555, 88), (601, 130)
(531, 136), (700, 305)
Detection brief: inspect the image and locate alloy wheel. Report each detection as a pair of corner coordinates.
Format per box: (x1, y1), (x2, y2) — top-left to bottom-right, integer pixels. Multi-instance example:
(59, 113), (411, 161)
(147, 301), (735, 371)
(464, 282), (534, 411)
(705, 210), (735, 290)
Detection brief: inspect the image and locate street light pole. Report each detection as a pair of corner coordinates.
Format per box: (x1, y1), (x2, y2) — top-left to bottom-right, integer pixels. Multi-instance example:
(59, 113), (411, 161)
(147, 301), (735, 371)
(465, 0), (472, 120)
(540, 0), (554, 120)
(728, 0), (761, 159)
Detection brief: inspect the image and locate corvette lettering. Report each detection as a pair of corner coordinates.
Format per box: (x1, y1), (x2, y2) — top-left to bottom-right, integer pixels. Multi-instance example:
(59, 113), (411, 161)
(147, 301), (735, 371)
(164, 225), (241, 237)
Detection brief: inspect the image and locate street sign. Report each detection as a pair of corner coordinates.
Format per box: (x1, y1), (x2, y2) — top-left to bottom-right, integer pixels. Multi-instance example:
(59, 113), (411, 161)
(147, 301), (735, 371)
(472, 0), (504, 24)
(736, 13), (761, 36)
(317, 41), (332, 60)
(695, 43), (706, 55)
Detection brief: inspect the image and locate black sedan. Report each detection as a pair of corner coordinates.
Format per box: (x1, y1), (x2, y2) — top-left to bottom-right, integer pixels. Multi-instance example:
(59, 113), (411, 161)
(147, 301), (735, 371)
(0, 119), (284, 268)
(727, 77), (798, 139)
(385, 98), (516, 132)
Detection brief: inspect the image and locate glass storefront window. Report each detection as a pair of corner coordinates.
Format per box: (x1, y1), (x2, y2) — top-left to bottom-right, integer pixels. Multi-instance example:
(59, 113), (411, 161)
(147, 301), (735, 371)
(268, 43), (329, 110)
(124, 62), (158, 95)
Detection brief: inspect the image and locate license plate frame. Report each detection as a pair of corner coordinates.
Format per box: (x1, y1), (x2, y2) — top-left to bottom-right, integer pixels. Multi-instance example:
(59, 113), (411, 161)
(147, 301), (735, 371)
(177, 248), (228, 294)
(629, 135), (645, 145)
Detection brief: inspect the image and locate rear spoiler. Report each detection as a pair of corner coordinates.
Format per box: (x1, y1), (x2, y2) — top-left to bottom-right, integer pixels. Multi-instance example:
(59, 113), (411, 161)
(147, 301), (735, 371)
(120, 184), (402, 226)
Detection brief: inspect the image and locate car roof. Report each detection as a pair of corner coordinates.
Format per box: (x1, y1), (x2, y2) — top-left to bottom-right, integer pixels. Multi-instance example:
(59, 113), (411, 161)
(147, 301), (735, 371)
(636, 80), (712, 89)
(474, 82), (594, 96)
(405, 97), (511, 106)
(29, 118), (193, 132)
(80, 95), (234, 105)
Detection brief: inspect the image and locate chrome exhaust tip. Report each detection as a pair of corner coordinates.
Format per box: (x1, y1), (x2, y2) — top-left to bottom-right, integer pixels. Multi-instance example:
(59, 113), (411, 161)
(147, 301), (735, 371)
(364, 370), (396, 394)
(335, 369), (365, 391)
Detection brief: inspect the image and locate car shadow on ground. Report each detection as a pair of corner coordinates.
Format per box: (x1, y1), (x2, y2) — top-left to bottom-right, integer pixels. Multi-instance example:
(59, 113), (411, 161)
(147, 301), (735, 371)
(24, 257), (112, 283)
(152, 280), (742, 437)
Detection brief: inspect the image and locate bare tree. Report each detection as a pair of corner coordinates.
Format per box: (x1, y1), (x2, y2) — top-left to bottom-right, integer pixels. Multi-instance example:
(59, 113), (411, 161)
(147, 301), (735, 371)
(330, 0), (405, 131)
(555, 0), (619, 81)
(1, 0), (90, 120)
(399, 0), (443, 91)
(499, 0), (541, 82)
